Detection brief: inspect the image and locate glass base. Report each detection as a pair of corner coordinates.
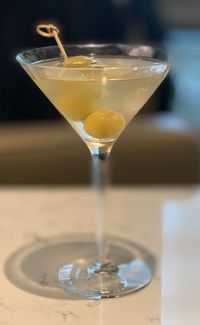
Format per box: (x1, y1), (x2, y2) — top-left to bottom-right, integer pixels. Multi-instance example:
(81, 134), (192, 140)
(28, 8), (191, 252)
(58, 258), (152, 299)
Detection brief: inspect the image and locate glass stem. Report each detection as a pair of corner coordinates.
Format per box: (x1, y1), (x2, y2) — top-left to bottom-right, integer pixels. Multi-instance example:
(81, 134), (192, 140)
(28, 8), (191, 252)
(91, 146), (111, 264)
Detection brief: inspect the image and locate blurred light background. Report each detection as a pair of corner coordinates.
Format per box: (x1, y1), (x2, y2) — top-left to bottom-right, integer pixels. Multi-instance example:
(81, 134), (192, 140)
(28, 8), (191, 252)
(0, 0), (199, 184)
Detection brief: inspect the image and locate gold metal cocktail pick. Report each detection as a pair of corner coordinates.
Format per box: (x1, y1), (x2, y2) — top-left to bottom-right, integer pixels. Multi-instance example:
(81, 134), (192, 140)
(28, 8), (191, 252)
(36, 24), (68, 64)
(36, 23), (94, 67)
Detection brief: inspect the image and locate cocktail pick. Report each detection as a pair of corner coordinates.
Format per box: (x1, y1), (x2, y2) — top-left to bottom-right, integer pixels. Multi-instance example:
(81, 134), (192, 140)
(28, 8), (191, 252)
(36, 24), (68, 64)
(36, 23), (94, 67)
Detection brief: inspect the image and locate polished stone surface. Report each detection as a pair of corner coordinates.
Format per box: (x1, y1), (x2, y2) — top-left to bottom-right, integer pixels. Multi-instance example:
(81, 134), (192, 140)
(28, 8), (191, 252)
(0, 186), (198, 324)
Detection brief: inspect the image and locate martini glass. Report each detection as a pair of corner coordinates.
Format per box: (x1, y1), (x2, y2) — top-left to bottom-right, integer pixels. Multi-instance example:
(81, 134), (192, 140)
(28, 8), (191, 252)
(16, 44), (169, 299)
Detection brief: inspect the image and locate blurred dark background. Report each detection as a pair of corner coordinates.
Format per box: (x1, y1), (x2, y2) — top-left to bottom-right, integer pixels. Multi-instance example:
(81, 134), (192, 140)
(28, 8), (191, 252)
(0, 0), (200, 184)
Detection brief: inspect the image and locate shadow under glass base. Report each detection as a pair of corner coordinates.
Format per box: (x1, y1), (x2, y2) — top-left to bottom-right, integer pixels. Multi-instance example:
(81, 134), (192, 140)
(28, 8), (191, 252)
(5, 234), (155, 300)
(57, 258), (152, 299)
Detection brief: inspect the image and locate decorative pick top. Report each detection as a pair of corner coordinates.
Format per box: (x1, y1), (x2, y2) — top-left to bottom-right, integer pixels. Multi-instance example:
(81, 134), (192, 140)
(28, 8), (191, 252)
(36, 24), (94, 67)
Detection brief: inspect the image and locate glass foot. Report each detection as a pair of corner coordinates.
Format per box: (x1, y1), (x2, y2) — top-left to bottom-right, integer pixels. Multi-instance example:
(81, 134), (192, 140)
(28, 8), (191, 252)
(57, 258), (152, 299)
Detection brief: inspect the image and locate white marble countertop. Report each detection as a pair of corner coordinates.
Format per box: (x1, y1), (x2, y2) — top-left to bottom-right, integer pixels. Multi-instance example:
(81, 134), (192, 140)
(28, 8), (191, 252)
(0, 186), (199, 325)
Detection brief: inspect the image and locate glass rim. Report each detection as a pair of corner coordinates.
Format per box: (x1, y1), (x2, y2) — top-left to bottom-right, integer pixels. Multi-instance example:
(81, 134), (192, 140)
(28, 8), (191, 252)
(16, 43), (169, 71)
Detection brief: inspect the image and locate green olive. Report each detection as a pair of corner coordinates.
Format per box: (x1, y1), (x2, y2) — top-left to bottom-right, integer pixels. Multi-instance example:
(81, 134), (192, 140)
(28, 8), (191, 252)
(84, 109), (126, 139)
(55, 92), (92, 121)
(64, 55), (94, 67)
